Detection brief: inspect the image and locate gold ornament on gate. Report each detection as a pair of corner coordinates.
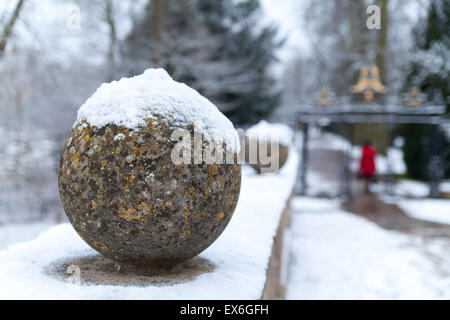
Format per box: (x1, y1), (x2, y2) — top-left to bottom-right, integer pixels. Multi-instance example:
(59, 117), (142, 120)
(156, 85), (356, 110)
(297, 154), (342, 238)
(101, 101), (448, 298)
(351, 65), (386, 102)
(315, 87), (333, 106)
(404, 87), (423, 107)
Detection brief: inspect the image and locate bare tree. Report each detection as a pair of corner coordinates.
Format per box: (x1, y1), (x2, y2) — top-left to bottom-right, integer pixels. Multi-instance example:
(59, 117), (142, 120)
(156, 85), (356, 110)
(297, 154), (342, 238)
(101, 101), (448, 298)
(375, 0), (389, 84)
(104, 0), (117, 80)
(149, 0), (169, 65)
(0, 0), (26, 58)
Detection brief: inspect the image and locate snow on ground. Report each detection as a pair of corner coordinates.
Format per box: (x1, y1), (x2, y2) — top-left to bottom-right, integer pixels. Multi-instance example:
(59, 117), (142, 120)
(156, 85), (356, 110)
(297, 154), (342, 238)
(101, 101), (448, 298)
(302, 130), (445, 199)
(0, 149), (298, 299)
(287, 129), (450, 299)
(396, 199), (450, 225)
(306, 170), (340, 197)
(392, 179), (450, 198)
(440, 180), (450, 194)
(286, 197), (450, 300)
(0, 222), (55, 250)
(309, 131), (406, 176)
(246, 120), (294, 146)
(394, 179), (430, 198)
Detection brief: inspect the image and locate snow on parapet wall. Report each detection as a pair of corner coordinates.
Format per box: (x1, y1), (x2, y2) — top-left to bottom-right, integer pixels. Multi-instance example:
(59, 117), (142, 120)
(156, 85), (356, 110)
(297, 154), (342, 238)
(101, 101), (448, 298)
(0, 148), (298, 299)
(76, 68), (240, 153)
(246, 120), (294, 147)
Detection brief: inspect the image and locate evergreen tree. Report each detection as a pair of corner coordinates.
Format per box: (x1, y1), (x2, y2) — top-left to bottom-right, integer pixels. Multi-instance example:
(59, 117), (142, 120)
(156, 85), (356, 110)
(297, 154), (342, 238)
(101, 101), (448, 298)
(407, 0), (449, 111)
(401, 0), (450, 180)
(121, 0), (281, 124)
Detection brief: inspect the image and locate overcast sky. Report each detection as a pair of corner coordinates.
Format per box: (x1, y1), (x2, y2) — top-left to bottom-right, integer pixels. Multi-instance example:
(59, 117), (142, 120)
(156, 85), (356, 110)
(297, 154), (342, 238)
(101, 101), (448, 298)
(260, 0), (312, 62)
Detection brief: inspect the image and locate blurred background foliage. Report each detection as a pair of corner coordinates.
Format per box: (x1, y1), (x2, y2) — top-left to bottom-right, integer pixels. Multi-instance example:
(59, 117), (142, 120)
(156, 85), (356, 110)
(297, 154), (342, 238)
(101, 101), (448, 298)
(0, 0), (448, 223)
(401, 0), (449, 180)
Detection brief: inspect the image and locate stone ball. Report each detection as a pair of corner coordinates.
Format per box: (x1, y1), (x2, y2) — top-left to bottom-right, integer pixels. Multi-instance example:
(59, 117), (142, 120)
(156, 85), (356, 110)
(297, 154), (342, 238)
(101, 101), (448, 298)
(244, 121), (292, 174)
(59, 119), (241, 269)
(244, 137), (289, 174)
(58, 68), (241, 270)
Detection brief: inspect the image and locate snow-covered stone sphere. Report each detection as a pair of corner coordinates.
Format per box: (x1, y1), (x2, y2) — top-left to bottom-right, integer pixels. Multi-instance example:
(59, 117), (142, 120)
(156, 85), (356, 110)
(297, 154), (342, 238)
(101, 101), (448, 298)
(58, 69), (241, 270)
(245, 121), (292, 174)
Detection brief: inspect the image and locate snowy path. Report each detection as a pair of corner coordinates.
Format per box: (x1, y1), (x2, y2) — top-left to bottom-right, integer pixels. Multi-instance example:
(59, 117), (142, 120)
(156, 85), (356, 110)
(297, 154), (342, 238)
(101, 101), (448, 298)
(287, 131), (450, 299)
(286, 197), (450, 299)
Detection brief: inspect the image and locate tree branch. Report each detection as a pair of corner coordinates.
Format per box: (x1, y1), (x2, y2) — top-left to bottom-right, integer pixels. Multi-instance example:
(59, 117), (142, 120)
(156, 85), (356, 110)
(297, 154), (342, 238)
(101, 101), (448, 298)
(0, 0), (26, 58)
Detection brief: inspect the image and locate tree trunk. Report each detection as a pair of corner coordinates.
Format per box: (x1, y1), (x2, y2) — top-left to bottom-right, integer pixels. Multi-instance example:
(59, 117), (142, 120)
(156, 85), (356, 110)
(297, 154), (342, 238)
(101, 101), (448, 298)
(105, 0), (116, 81)
(0, 0), (26, 58)
(375, 0), (389, 84)
(149, 0), (168, 66)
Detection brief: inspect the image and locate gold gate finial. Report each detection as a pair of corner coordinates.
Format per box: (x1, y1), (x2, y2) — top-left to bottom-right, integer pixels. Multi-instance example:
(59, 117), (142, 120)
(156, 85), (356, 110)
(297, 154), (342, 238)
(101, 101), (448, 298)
(351, 65), (386, 102)
(404, 87), (423, 106)
(315, 87), (333, 106)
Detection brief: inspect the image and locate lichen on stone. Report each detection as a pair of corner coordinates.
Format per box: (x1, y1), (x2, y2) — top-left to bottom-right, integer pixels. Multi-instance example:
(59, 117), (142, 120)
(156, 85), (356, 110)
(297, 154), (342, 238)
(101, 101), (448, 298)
(59, 117), (241, 269)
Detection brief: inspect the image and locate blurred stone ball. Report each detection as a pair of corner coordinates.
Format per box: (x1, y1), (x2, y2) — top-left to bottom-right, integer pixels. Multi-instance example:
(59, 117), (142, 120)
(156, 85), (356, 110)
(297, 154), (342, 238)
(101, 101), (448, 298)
(244, 137), (289, 174)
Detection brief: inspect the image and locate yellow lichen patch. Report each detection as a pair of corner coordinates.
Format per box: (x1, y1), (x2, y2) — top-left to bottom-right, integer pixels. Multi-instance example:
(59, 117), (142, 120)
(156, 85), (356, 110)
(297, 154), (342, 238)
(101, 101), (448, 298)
(208, 164), (219, 176)
(138, 202), (151, 216)
(128, 174), (137, 184)
(127, 208), (137, 217)
(118, 206), (142, 221)
(182, 226), (191, 239)
(93, 240), (109, 252)
(71, 158), (79, 169)
(59, 117), (241, 266)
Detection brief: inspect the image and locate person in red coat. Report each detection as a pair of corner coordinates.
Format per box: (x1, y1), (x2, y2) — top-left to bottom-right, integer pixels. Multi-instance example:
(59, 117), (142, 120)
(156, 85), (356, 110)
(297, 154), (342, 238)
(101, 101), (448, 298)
(360, 140), (377, 192)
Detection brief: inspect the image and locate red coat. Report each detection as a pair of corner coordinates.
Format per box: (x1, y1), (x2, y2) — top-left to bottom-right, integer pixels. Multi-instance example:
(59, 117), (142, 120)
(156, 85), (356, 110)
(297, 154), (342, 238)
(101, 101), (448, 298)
(360, 145), (376, 177)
